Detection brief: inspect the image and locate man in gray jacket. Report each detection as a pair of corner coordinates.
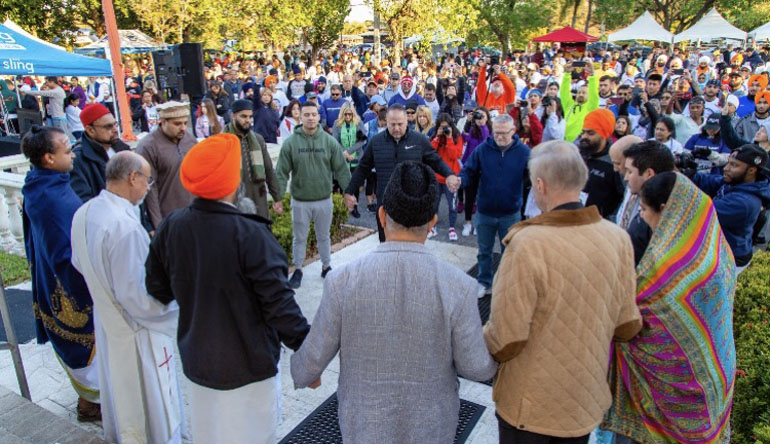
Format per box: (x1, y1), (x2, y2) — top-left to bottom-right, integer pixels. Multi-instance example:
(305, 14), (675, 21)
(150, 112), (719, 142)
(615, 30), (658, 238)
(291, 161), (497, 444)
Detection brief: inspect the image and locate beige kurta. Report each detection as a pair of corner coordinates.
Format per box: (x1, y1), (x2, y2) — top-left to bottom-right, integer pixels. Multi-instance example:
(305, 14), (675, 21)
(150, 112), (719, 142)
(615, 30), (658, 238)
(136, 128), (197, 228)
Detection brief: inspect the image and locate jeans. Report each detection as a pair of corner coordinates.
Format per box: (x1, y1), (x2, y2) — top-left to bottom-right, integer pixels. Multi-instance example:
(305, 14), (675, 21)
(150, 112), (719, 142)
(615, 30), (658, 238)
(475, 211), (521, 288)
(439, 184), (458, 228)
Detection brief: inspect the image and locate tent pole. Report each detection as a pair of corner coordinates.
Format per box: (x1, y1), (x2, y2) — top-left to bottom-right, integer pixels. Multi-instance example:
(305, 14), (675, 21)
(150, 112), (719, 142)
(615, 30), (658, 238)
(102, 0), (136, 141)
(109, 79), (121, 139)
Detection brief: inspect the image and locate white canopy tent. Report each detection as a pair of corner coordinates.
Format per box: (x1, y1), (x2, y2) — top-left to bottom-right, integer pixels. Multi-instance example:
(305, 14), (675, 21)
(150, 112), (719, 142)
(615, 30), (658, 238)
(674, 8), (746, 43)
(749, 22), (770, 41)
(607, 11), (674, 43)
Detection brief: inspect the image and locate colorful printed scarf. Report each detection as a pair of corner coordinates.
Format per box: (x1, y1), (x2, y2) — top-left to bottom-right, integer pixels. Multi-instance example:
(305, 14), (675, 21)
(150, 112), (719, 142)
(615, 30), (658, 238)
(604, 174), (736, 443)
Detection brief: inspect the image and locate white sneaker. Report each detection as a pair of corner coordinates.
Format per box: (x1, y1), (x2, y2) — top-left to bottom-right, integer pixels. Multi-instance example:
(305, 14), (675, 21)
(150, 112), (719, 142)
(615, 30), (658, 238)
(462, 223), (472, 237)
(428, 227), (437, 239)
(448, 228), (458, 241)
(477, 283), (488, 299)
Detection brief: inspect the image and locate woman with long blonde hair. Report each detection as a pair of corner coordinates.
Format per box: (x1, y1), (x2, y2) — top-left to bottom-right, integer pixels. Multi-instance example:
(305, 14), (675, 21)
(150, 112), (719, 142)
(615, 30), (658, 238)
(415, 105), (433, 136)
(195, 98), (224, 138)
(332, 102), (367, 217)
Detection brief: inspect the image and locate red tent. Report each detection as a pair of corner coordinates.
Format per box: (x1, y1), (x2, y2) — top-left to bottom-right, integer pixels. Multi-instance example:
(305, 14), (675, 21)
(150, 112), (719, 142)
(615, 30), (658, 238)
(532, 27), (598, 42)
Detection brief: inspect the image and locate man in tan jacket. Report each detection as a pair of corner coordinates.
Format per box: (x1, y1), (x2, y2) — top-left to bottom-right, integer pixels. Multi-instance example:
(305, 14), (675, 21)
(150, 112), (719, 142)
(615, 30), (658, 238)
(484, 140), (642, 444)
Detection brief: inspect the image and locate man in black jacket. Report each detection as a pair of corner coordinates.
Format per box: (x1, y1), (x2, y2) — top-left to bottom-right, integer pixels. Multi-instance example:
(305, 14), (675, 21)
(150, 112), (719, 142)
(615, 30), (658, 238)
(146, 133), (311, 444)
(70, 103), (129, 201)
(344, 104), (460, 241)
(578, 109), (626, 219)
(622, 141), (675, 264)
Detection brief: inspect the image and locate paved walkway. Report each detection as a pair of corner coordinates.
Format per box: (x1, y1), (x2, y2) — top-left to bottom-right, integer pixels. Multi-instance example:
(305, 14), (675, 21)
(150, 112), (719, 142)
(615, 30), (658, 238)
(0, 234), (502, 443)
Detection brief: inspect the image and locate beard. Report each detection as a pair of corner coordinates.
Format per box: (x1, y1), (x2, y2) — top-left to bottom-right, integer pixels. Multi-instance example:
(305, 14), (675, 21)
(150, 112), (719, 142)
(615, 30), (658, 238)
(235, 120), (251, 133)
(578, 137), (600, 154)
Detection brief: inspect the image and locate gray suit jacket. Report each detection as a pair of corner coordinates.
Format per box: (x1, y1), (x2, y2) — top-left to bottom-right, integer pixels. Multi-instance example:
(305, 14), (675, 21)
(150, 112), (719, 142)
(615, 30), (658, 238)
(291, 241), (496, 444)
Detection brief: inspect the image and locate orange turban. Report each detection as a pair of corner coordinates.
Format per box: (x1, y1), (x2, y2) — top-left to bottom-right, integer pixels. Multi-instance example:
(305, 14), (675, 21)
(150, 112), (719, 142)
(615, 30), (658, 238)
(264, 75), (277, 88)
(582, 109), (616, 140)
(750, 74), (769, 92)
(756, 90), (770, 105)
(180, 133), (241, 200)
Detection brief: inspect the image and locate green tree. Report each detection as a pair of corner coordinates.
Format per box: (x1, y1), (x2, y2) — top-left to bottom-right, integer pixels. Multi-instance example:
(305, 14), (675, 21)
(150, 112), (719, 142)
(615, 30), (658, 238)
(1, 0), (78, 43)
(343, 21), (370, 35)
(301, 0), (351, 59)
(474, 0), (553, 57)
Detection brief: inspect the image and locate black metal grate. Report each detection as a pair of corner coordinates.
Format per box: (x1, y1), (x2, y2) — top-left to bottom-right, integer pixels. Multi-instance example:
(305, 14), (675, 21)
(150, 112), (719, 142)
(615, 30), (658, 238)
(279, 393), (485, 444)
(0, 289), (35, 343)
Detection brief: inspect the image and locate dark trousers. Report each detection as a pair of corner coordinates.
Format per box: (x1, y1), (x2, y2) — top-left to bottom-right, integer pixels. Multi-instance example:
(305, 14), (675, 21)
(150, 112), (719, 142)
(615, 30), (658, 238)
(497, 414), (589, 444)
(458, 182), (477, 221)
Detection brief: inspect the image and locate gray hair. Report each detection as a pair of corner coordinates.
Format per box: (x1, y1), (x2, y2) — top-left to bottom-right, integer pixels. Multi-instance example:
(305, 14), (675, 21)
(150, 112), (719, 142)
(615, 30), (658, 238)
(105, 151), (145, 183)
(492, 114), (514, 128)
(528, 141), (588, 191)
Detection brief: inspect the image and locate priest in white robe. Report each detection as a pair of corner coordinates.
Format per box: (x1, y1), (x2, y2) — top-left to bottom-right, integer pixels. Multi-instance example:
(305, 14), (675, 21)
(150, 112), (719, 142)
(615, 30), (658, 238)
(71, 151), (182, 444)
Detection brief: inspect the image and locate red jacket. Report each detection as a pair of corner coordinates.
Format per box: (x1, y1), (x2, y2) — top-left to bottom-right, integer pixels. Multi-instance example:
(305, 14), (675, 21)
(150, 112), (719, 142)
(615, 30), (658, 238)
(430, 134), (463, 184)
(508, 108), (543, 147)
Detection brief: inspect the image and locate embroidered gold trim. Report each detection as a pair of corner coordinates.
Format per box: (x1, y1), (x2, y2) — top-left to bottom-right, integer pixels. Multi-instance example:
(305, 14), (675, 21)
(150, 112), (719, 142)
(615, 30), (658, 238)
(49, 279), (91, 329)
(33, 302), (94, 349)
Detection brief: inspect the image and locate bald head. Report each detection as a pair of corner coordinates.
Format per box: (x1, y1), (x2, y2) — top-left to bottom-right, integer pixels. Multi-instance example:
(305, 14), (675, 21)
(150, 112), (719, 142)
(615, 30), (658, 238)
(105, 151), (152, 205)
(610, 135), (643, 174)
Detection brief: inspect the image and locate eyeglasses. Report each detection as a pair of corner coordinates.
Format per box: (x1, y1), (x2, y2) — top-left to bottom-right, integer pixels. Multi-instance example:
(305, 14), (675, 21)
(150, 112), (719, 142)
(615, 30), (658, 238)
(344, 113), (353, 116)
(91, 122), (119, 130)
(135, 171), (154, 187)
(493, 129), (514, 136)
(406, 111), (416, 115)
(331, 93), (341, 97)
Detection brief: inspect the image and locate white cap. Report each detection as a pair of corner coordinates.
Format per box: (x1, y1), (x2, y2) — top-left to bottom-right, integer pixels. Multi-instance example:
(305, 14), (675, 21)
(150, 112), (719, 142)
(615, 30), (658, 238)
(699, 56), (711, 65)
(727, 94), (740, 108)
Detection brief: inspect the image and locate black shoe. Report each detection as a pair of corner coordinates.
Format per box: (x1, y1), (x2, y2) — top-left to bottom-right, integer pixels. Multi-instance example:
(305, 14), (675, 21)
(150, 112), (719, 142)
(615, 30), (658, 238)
(367, 203), (376, 212)
(321, 266), (332, 278)
(351, 205), (361, 218)
(289, 269), (303, 289)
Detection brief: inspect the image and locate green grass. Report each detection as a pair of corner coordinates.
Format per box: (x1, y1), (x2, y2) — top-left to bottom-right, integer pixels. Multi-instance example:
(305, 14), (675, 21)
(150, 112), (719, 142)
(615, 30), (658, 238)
(0, 251), (30, 286)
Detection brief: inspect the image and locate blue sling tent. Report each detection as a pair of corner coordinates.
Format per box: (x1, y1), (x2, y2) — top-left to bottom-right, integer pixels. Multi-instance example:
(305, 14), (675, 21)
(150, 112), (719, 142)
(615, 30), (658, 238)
(0, 20), (112, 76)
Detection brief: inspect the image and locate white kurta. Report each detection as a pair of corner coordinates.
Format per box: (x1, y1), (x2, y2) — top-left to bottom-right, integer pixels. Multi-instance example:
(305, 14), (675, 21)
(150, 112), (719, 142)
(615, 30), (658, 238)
(71, 190), (182, 444)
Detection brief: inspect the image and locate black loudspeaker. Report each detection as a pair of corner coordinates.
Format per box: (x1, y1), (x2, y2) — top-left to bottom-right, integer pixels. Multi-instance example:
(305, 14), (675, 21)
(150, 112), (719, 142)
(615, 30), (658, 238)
(0, 135), (22, 157)
(151, 50), (179, 90)
(16, 109), (42, 137)
(174, 43), (206, 97)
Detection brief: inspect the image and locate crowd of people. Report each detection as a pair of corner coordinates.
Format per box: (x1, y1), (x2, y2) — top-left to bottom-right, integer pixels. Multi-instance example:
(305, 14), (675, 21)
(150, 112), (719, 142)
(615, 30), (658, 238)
(13, 39), (770, 444)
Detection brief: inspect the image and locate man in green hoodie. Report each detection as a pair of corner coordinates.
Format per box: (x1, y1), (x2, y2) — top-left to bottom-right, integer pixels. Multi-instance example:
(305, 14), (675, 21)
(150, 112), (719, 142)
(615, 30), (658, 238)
(276, 101), (351, 289)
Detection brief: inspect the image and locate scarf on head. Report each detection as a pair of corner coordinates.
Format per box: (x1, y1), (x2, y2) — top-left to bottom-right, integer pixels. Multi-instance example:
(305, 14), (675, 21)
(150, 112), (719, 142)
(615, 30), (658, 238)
(604, 173), (736, 443)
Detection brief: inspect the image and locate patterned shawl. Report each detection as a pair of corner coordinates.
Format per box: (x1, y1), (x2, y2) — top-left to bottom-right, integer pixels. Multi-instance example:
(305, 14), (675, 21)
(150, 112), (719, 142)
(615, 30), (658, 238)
(603, 173), (736, 443)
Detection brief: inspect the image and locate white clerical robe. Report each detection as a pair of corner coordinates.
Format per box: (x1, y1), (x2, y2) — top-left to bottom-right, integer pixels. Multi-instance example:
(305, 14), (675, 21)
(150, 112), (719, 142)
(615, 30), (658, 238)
(71, 190), (182, 444)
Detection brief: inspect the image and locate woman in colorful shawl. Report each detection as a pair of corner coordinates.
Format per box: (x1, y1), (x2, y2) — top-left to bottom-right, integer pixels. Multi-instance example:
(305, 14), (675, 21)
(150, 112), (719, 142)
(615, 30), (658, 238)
(21, 125), (100, 421)
(603, 171), (736, 444)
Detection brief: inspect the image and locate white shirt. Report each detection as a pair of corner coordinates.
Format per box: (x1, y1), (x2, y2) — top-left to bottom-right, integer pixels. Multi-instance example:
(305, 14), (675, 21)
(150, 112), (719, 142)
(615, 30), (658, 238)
(66, 105), (84, 132)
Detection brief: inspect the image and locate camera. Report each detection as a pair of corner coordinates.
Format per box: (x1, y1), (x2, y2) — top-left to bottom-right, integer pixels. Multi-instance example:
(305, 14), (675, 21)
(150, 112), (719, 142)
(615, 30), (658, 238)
(520, 100), (529, 108)
(542, 96), (553, 107)
(472, 110), (484, 120)
(674, 151), (698, 178)
(442, 126), (452, 136)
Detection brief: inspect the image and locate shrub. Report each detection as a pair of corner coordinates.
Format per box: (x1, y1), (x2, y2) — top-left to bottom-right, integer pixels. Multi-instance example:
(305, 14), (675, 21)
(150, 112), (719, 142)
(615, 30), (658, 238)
(269, 193), (350, 264)
(731, 250), (770, 444)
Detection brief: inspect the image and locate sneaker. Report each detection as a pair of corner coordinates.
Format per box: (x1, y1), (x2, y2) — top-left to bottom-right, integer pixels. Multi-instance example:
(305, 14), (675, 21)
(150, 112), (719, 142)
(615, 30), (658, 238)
(448, 228), (458, 241)
(427, 227), (437, 239)
(289, 269), (303, 289)
(477, 283), (489, 299)
(351, 205), (361, 218)
(462, 222), (473, 237)
(367, 203), (377, 212)
(321, 266), (332, 278)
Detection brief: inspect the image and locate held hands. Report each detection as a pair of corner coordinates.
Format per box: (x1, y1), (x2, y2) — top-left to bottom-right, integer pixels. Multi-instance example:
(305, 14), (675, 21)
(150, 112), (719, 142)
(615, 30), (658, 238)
(344, 193), (358, 211)
(272, 201), (284, 215)
(446, 175), (461, 193)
